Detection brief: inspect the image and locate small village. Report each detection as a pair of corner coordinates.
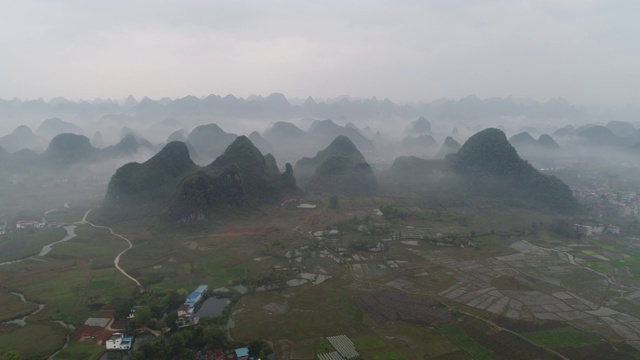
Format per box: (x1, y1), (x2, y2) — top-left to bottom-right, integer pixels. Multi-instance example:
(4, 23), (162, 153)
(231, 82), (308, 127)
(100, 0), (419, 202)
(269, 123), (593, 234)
(75, 284), (270, 360)
(571, 184), (640, 218)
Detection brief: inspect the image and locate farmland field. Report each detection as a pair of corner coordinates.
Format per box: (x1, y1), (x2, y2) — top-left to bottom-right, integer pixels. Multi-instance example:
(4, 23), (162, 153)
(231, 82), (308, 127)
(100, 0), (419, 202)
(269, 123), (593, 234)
(438, 323), (501, 360)
(523, 327), (602, 349)
(0, 290), (37, 322)
(0, 323), (67, 360)
(3, 187), (640, 359)
(0, 227), (67, 263)
(352, 334), (387, 350)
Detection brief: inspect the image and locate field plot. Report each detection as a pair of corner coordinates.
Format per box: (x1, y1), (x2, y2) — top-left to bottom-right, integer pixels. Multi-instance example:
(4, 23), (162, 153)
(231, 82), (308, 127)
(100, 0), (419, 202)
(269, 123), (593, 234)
(51, 341), (104, 360)
(0, 290), (38, 322)
(372, 322), (461, 359)
(370, 351), (405, 360)
(355, 289), (454, 326)
(0, 227), (67, 263)
(522, 326), (602, 349)
(438, 323), (501, 360)
(231, 280), (366, 341)
(556, 342), (638, 360)
(0, 224), (137, 326)
(0, 323), (67, 359)
(351, 334), (387, 350)
(424, 239), (640, 351)
(458, 318), (561, 360)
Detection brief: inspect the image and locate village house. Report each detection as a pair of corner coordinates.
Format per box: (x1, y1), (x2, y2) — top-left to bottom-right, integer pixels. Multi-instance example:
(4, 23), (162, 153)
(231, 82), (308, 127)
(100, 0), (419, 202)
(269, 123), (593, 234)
(105, 332), (133, 350)
(574, 224), (593, 236)
(176, 285), (208, 327)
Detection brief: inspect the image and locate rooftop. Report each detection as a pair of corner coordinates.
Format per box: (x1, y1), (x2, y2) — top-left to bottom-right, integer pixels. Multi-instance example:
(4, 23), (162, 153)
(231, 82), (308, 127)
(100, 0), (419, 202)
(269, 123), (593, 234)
(235, 347), (250, 358)
(84, 317), (110, 328)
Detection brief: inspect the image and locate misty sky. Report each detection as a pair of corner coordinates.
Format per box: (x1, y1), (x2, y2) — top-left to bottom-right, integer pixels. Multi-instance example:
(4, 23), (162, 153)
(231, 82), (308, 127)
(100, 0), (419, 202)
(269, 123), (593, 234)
(1, 0), (638, 105)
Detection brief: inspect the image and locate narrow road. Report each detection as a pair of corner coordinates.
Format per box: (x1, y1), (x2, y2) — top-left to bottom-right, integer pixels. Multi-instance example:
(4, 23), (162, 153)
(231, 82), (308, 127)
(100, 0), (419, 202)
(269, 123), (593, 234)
(78, 209), (144, 292)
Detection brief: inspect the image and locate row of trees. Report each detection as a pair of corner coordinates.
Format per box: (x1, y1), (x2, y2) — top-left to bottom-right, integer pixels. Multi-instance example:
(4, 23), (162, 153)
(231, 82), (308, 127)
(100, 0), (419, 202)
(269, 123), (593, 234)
(129, 324), (272, 360)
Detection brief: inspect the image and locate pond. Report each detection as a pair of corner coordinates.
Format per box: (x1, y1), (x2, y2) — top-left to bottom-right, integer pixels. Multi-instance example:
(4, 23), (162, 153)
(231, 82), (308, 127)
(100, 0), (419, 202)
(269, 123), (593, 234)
(194, 297), (231, 318)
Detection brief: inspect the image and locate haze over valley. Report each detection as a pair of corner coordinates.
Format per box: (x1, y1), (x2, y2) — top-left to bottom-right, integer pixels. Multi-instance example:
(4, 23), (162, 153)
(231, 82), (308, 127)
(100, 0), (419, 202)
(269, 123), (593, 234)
(2, 1), (640, 359)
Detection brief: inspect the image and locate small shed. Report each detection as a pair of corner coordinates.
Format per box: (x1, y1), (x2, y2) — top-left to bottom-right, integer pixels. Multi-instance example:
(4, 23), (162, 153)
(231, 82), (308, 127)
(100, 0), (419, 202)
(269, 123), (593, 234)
(235, 347), (250, 360)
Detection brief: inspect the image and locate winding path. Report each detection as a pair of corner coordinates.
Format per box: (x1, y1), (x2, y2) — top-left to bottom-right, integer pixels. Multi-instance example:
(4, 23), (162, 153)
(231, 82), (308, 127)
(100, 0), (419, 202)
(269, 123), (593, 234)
(78, 209), (144, 292)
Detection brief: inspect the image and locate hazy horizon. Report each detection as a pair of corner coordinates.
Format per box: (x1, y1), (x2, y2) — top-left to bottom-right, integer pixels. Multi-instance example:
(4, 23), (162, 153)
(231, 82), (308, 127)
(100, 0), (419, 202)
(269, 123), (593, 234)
(1, 0), (639, 107)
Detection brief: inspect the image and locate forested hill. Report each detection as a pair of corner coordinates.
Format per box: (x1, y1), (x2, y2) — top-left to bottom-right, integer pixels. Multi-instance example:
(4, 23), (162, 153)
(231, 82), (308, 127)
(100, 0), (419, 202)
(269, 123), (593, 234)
(450, 128), (578, 213)
(170, 136), (298, 225)
(295, 135), (378, 196)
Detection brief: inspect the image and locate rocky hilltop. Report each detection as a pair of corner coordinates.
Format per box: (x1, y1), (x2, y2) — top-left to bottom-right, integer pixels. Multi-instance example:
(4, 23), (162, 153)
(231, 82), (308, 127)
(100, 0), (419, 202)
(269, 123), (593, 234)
(105, 141), (197, 201)
(103, 136), (297, 225)
(388, 128), (578, 213)
(451, 128), (578, 212)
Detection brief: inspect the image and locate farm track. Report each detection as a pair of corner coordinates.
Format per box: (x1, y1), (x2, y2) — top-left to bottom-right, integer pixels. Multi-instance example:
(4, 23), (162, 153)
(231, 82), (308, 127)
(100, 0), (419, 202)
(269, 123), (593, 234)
(78, 209), (144, 292)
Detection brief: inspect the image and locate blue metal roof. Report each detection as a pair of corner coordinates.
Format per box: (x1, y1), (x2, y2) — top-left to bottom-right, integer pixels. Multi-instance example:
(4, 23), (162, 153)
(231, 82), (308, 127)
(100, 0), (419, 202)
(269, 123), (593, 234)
(186, 291), (202, 301)
(195, 285), (208, 293)
(235, 347), (250, 358)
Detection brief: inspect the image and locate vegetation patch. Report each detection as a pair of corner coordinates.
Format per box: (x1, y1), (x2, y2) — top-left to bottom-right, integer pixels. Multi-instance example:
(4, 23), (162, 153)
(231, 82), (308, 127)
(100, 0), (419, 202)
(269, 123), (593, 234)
(88, 276), (114, 291)
(0, 227), (66, 263)
(51, 341), (104, 360)
(352, 334), (387, 350)
(371, 350), (407, 360)
(438, 324), (501, 360)
(202, 263), (245, 287)
(0, 323), (67, 360)
(0, 290), (38, 322)
(316, 340), (335, 354)
(523, 327), (602, 349)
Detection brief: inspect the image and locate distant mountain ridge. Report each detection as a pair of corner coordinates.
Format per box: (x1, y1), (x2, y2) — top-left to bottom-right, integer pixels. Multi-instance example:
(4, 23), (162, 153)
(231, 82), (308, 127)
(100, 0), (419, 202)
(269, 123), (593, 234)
(0, 94), (591, 127)
(36, 117), (84, 140)
(509, 132), (560, 151)
(0, 125), (47, 153)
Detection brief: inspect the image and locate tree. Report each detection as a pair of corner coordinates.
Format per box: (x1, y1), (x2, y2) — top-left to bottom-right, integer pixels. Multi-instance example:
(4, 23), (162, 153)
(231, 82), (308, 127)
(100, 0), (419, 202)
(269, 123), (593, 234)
(164, 312), (178, 332)
(202, 326), (227, 349)
(133, 306), (152, 328)
(168, 332), (187, 357)
(329, 195), (339, 209)
(248, 340), (273, 358)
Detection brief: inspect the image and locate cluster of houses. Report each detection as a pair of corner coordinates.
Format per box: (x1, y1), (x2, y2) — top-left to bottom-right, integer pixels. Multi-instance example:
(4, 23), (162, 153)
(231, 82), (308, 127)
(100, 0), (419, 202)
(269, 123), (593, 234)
(574, 223), (621, 236)
(177, 285), (208, 327)
(571, 185), (640, 218)
(15, 220), (47, 229)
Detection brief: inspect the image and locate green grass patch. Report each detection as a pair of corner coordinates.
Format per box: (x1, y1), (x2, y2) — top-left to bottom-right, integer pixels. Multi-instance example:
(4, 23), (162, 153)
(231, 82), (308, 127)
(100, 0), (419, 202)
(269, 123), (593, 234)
(316, 340), (335, 354)
(439, 324), (501, 360)
(371, 351), (406, 360)
(201, 263), (245, 287)
(0, 323), (67, 359)
(88, 276), (114, 291)
(585, 263), (606, 272)
(0, 227), (67, 263)
(0, 290), (38, 322)
(52, 341), (104, 360)
(581, 250), (595, 255)
(523, 327), (602, 349)
(352, 334), (387, 350)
